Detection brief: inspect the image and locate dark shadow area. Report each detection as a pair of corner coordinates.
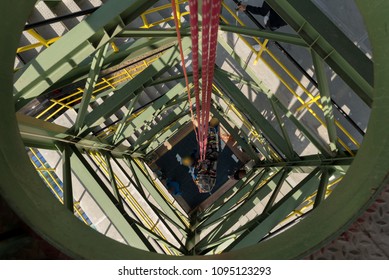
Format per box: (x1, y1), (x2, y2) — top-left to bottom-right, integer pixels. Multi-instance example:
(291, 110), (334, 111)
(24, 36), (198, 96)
(156, 130), (241, 210)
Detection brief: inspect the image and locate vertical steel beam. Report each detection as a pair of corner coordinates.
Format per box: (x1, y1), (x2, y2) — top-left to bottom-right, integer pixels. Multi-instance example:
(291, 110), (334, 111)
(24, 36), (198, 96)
(214, 69), (297, 159)
(311, 51), (338, 152)
(262, 168), (290, 214)
(69, 146), (153, 251)
(73, 44), (109, 133)
(126, 158), (188, 230)
(224, 168), (322, 251)
(270, 96), (333, 157)
(104, 152), (123, 205)
(62, 144), (73, 212)
(313, 168), (331, 208)
(111, 95), (140, 145)
(265, 0), (373, 106)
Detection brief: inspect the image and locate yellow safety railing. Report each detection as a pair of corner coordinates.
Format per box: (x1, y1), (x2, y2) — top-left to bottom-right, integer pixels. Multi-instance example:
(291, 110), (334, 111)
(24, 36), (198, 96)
(221, 2), (360, 155)
(36, 55), (160, 121)
(280, 174), (344, 224)
(18, 1), (189, 56)
(89, 151), (182, 255)
(28, 148), (91, 226)
(134, 158), (191, 228)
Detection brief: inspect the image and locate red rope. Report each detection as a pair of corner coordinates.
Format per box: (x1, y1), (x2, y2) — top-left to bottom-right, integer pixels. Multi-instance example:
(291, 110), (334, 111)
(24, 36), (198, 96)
(172, 0), (222, 162)
(171, 0), (198, 141)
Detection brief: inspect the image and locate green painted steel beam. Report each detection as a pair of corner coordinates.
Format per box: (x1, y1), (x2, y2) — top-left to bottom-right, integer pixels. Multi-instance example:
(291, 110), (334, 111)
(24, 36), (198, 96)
(56, 38), (177, 96)
(104, 153), (123, 205)
(256, 156), (354, 167)
(143, 115), (192, 155)
(80, 39), (191, 133)
(197, 169), (282, 250)
(69, 146), (153, 251)
(215, 67), (331, 157)
(111, 95), (141, 145)
(118, 28), (190, 38)
(112, 158), (188, 242)
(313, 168), (331, 208)
(73, 44), (109, 133)
(214, 69), (297, 159)
(110, 81), (189, 145)
(212, 92), (273, 161)
(196, 170), (283, 252)
(311, 51), (338, 152)
(262, 168), (290, 214)
(130, 102), (191, 152)
(197, 169), (274, 232)
(270, 96), (333, 157)
(219, 24), (307, 47)
(210, 106), (260, 162)
(126, 158), (188, 230)
(198, 168), (261, 219)
(14, 0), (160, 107)
(61, 144), (74, 212)
(224, 167), (322, 251)
(269, 99), (294, 158)
(17, 113), (129, 156)
(265, 0), (373, 107)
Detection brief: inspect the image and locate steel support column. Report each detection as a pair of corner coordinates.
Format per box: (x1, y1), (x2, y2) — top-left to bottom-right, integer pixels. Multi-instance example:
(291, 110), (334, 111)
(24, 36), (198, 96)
(62, 144), (73, 212)
(73, 44), (109, 133)
(224, 168), (322, 251)
(265, 0), (373, 106)
(311, 51), (338, 152)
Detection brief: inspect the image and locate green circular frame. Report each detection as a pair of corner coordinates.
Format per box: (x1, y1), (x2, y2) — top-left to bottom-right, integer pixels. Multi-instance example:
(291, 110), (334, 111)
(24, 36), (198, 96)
(1, 0), (389, 259)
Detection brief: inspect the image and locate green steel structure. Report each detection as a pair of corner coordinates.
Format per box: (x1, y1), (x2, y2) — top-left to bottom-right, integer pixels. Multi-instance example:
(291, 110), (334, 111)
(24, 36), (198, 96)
(0, 0), (388, 259)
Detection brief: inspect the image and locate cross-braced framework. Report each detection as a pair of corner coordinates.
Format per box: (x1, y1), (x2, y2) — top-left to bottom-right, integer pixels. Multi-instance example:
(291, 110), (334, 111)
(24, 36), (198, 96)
(1, 0), (388, 259)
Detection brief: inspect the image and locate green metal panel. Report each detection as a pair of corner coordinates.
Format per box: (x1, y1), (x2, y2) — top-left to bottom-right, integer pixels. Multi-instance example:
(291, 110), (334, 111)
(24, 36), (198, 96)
(14, 0), (160, 107)
(265, 0), (373, 107)
(219, 24), (307, 47)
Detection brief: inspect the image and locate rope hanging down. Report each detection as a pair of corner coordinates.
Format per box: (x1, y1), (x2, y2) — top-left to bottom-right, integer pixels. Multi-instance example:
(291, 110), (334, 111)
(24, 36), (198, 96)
(171, 0), (222, 161)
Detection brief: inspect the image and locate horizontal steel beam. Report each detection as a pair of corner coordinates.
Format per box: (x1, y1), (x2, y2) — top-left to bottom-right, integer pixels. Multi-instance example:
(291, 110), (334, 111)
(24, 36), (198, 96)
(219, 24), (307, 47)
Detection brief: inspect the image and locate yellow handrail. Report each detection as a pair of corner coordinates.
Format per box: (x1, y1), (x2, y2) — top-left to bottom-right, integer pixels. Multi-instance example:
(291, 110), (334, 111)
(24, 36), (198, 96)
(28, 148), (91, 225)
(221, 2), (360, 154)
(90, 151), (181, 255)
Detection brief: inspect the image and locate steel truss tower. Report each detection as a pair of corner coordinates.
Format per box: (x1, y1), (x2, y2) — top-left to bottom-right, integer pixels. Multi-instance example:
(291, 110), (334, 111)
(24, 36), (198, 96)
(1, 0), (389, 259)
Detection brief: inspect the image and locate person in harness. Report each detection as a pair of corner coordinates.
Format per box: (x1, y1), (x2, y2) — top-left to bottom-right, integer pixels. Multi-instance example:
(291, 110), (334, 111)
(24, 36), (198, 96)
(182, 117), (220, 193)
